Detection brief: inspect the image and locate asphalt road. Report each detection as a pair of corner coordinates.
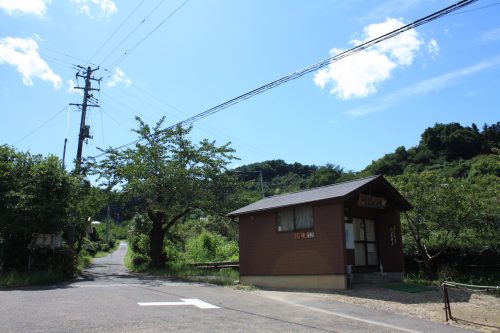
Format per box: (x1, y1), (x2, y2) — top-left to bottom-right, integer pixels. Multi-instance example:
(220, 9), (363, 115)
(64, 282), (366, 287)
(0, 242), (473, 333)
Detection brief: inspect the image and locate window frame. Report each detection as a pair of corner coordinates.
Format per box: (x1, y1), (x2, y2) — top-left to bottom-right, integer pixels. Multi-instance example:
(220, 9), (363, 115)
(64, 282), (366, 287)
(276, 205), (314, 233)
(353, 217), (378, 267)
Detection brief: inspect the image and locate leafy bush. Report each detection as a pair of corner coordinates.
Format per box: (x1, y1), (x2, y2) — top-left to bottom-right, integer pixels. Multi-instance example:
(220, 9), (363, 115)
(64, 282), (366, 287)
(185, 231), (238, 263)
(127, 214), (151, 256)
(131, 253), (150, 268)
(0, 270), (65, 288)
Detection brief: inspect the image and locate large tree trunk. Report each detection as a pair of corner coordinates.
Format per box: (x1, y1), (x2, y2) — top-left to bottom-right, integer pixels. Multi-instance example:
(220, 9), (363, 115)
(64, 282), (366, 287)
(149, 217), (166, 268)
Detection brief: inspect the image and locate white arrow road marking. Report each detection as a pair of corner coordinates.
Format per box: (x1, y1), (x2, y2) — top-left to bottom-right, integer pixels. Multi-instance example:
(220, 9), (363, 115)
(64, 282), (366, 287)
(138, 299), (220, 309)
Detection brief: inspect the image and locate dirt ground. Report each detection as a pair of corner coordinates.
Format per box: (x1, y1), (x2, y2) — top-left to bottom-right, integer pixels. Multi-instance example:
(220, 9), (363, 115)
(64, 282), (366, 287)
(300, 285), (500, 333)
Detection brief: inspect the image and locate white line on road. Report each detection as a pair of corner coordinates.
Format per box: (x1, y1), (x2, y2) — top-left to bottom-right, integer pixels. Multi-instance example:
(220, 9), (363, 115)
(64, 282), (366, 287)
(258, 295), (422, 333)
(138, 299), (220, 309)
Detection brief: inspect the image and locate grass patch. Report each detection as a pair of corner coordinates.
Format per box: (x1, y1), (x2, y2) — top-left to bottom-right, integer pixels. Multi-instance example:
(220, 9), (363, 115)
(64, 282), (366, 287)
(76, 253), (92, 273)
(152, 264), (240, 286)
(383, 282), (435, 293)
(125, 246), (239, 286)
(0, 270), (65, 288)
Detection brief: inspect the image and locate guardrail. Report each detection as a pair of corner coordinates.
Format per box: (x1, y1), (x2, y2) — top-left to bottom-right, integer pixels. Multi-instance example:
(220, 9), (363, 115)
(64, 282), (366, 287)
(189, 261), (239, 270)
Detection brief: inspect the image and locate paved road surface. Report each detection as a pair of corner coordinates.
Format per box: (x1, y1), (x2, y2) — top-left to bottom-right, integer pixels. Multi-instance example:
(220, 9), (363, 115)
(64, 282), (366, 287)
(0, 242), (473, 332)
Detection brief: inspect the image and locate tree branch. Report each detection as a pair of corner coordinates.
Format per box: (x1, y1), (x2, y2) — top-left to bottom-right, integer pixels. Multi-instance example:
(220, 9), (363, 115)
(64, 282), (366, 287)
(163, 208), (190, 232)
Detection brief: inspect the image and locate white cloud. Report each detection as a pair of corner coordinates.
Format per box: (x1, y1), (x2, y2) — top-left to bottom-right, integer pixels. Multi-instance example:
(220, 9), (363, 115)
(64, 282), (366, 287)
(70, 0), (117, 17)
(106, 67), (131, 87)
(0, 0), (50, 16)
(427, 39), (440, 59)
(345, 56), (500, 117)
(67, 79), (82, 95)
(314, 18), (425, 99)
(0, 37), (62, 89)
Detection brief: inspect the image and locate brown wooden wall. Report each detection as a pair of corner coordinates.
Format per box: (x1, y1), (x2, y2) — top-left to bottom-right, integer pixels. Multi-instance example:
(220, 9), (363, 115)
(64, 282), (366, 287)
(239, 201), (346, 276)
(239, 197), (404, 277)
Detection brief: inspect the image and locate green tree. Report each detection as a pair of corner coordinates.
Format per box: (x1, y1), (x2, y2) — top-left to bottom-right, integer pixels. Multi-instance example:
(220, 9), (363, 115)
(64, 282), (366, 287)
(89, 117), (237, 268)
(0, 145), (95, 273)
(392, 171), (479, 278)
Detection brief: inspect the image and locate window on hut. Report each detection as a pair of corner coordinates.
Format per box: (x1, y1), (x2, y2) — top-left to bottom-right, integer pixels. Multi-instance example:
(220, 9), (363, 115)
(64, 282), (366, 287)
(277, 206), (313, 232)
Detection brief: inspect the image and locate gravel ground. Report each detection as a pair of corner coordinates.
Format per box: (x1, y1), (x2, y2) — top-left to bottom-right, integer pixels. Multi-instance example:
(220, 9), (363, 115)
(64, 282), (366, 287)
(277, 285), (500, 333)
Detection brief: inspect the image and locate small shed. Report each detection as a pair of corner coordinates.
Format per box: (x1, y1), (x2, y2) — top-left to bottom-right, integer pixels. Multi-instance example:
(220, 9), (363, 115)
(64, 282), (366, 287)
(228, 175), (411, 290)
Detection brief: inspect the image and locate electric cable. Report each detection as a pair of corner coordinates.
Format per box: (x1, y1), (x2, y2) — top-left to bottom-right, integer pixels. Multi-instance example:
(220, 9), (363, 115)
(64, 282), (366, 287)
(446, 1), (500, 16)
(89, 0), (478, 160)
(40, 46), (98, 68)
(107, 0), (190, 69)
(99, 0), (167, 67)
(12, 106), (68, 145)
(88, 0), (146, 63)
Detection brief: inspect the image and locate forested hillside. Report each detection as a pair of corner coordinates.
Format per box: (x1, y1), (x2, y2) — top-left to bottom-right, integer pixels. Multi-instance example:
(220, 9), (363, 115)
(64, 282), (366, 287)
(235, 122), (499, 201)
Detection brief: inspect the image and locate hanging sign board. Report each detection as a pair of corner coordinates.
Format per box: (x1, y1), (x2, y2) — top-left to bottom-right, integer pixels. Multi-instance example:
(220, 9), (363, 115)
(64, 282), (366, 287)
(358, 194), (387, 209)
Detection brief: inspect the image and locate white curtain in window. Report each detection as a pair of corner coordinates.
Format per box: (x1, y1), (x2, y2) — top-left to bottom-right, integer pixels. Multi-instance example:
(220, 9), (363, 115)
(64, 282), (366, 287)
(365, 219), (376, 241)
(277, 208), (294, 231)
(295, 206), (313, 229)
(353, 218), (364, 241)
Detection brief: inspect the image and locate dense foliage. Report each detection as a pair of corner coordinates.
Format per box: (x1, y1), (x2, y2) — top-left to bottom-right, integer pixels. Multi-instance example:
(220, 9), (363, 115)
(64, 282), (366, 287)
(0, 145), (105, 276)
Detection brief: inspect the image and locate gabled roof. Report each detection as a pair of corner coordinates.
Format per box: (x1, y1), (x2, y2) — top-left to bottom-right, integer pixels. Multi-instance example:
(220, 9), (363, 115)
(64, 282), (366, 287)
(227, 175), (411, 216)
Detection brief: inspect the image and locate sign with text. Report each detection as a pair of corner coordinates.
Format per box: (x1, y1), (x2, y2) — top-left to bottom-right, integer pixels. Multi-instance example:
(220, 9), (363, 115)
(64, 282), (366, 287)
(294, 231), (315, 240)
(358, 194), (387, 210)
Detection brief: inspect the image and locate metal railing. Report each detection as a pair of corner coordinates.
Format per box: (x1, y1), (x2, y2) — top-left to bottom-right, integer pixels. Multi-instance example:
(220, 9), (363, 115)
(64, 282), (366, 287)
(441, 281), (499, 322)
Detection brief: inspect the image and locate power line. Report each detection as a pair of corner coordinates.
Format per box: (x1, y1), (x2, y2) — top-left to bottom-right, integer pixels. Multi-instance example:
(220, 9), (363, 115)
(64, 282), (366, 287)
(89, 0), (478, 160)
(40, 46), (98, 68)
(88, 0), (146, 63)
(99, 0), (167, 67)
(107, 0), (190, 69)
(12, 106), (68, 145)
(446, 1), (500, 16)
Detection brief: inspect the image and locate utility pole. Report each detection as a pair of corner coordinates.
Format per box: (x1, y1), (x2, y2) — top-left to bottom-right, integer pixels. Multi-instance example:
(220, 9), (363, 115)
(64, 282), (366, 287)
(62, 138), (67, 170)
(234, 170), (265, 198)
(70, 66), (101, 174)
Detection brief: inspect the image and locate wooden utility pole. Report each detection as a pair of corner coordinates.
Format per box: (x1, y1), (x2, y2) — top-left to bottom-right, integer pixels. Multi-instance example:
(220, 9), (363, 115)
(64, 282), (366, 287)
(70, 66), (101, 174)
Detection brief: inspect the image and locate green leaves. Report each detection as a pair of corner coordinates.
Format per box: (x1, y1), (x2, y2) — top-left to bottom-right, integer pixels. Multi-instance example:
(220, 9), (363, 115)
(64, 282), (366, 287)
(392, 170), (497, 271)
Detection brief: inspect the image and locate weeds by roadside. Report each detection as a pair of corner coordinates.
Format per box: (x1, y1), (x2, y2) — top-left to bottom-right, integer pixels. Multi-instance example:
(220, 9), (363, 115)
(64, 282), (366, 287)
(124, 245), (239, 286)
(0, 270), (65, 288)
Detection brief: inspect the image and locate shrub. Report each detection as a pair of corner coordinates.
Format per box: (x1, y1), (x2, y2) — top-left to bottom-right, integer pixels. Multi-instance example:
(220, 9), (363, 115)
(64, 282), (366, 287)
(131, 253), (150, 269)
(185, 231), (239, 263)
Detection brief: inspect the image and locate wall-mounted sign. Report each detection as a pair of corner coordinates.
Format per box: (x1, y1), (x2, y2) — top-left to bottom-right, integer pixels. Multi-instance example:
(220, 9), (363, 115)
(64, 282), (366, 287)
(294, 231), (315, 240)
(358, 194), (387, 209)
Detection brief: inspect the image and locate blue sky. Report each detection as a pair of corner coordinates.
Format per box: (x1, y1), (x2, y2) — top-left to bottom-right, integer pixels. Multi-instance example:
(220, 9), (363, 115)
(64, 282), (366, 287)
(1, 0), (499, 172)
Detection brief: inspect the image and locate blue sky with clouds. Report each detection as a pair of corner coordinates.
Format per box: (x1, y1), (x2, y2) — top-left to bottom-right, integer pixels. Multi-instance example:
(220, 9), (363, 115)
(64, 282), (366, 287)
(1, 0), (499, 172)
